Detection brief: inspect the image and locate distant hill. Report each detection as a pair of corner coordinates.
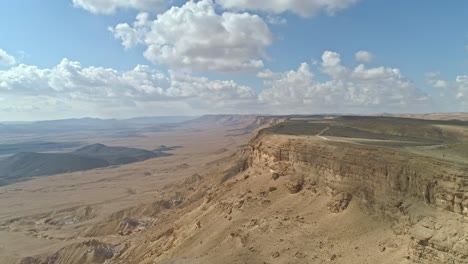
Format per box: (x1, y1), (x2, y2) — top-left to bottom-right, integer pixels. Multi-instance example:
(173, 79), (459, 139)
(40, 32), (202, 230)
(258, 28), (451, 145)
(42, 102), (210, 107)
(73, 144), (172, 165)
(0, 141), (83, 156)
(154, 145), (183, 152)
(0, 116), (198, 136)
(0, 152), (109, 179)
(0, 144), (172, 182)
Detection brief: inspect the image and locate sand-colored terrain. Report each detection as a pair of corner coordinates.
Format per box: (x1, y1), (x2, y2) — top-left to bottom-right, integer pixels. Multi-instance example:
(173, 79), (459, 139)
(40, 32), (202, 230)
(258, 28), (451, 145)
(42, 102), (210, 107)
(0, 115), (467, 264)
(0, 116), (258, 263)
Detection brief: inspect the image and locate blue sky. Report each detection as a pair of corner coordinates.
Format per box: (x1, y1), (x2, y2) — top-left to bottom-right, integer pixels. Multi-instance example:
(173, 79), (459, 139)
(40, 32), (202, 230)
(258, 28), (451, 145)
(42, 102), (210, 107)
(0, 0), (467, 120)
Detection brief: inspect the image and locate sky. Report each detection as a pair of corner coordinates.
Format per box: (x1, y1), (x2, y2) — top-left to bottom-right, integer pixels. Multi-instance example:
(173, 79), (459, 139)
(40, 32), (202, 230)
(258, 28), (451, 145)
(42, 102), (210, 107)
(0, 0), (467, 121)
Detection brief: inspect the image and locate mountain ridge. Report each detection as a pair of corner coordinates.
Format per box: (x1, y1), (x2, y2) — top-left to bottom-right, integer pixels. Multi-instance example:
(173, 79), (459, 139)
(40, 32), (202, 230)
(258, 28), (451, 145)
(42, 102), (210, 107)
(0, 144), (172, 182)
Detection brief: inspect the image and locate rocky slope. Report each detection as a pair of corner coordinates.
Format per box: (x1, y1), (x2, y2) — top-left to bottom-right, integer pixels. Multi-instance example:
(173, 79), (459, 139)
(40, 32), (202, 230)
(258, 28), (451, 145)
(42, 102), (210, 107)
(10, 116), (468, 264)
(250, 132), (467, 263)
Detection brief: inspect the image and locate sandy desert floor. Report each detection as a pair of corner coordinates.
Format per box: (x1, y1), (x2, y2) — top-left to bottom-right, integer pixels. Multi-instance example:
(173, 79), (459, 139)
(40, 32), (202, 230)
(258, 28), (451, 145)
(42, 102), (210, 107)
(0, 115), (466, 264)
(0, 119), (254, 263)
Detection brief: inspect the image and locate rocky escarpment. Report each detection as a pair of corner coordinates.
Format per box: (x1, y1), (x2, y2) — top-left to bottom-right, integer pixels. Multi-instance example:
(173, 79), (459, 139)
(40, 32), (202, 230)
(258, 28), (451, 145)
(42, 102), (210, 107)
(249, 133), (468, 263)
(10, 116), (467, 264)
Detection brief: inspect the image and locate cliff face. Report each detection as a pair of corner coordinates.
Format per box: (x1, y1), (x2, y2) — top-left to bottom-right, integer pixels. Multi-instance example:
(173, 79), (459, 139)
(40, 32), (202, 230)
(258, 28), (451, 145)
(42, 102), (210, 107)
(9, 116), (468, 264)
(250, 133), (468, 263)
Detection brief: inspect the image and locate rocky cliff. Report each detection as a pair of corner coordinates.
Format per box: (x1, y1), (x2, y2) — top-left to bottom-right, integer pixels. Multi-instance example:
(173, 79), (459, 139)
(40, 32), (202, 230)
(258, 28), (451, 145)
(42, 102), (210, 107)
(249, 132), (468, 263)
(10, 116), (468, 264)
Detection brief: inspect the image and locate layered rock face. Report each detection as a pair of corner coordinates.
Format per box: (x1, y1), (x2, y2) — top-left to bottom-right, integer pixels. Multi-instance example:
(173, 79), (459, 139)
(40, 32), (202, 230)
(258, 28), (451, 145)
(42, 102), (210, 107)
(249, 133), (468, 263)
(9, 116), (467, 264)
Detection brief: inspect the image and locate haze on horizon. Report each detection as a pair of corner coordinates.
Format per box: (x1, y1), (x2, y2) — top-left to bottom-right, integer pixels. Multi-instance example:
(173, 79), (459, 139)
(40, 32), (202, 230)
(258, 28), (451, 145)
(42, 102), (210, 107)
(0, 0), (467, 121)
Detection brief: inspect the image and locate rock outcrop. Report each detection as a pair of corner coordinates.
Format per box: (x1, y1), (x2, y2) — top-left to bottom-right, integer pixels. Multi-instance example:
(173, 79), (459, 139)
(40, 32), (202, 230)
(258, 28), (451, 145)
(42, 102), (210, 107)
(9, 116), (468, 264)
(327, 192), (352, 213)
(249, 133), (468, 263)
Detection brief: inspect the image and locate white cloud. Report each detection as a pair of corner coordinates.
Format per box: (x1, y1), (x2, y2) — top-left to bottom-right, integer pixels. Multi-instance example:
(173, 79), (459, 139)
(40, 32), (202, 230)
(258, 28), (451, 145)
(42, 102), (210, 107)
(73, 0), (359, 17)
(355, 50), (374, 63)
(266, 15), (287, 25)
(427, 73), (468, 105)
(0, 52), (439, 119)
(426, 72), (451, 89)
(110, 0), (273, 73)
(259, 51), (429, 113)
(425, 71), (468, 108)
(216, 0), (359, 17)
(259, 63), (314, 105)
(433, 80), (450, 89)
(0, 59), (257, 118)
(0, 49), (16, 67)
(320, 51), (348, 78)
(455, 75), (468, 101)
(167, 71), (255, 100)
(72, 0), (166, 14)
(108, 13), (150, 49)
(0, 59), (167, 100)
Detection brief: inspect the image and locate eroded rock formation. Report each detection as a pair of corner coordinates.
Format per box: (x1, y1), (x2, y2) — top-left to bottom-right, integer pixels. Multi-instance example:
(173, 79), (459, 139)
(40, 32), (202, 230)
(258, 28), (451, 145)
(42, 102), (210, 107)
(249, 133), (468, 263)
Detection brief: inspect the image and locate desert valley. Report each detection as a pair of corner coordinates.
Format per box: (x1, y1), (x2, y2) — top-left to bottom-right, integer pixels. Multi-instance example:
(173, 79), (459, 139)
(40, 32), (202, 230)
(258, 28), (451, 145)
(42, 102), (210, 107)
(1, 1), (467, 263)
(0, 114), (466, 264)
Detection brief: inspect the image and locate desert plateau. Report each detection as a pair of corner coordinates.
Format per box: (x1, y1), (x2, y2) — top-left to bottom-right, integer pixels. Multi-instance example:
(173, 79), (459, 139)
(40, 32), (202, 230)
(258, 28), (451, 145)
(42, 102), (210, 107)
(0, 115), (466, 264)
(1, 1), (467, 263)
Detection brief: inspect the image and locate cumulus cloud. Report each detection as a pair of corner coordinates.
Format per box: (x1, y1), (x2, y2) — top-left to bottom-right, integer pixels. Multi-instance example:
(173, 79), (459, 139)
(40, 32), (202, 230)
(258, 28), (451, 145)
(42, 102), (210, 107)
(0, 49), (16, 67)
(108, 13), (150, 49)
(259, 63), (314, 105)
(167, 71), (255, 100)
(259, 51), (429, 113)
(355, 50), (374, 63)
(0, 52), (438, 118)
(426, 72), (468, 109)
(266, 15), (287, 25)
(0, 59), (167, 99)
(110, 0), (273, 73)
(72, 0), (166, 14)
(426, 72), (451, 89)
(216, 0), (359, 17)
(0, 59), (257, 117)
(455, 75), (468, 101)
(320, 51), (349, 78)
(427, 72), (468, 105)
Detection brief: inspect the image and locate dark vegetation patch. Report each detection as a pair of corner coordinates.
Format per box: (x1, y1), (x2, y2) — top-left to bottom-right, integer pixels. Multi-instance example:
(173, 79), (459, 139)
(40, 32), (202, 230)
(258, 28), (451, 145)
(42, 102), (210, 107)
(264, 121), (329, 136)
(335, 116), (465, 142)
(321, 125), (428, 141)
(264, 116), (468, 146)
